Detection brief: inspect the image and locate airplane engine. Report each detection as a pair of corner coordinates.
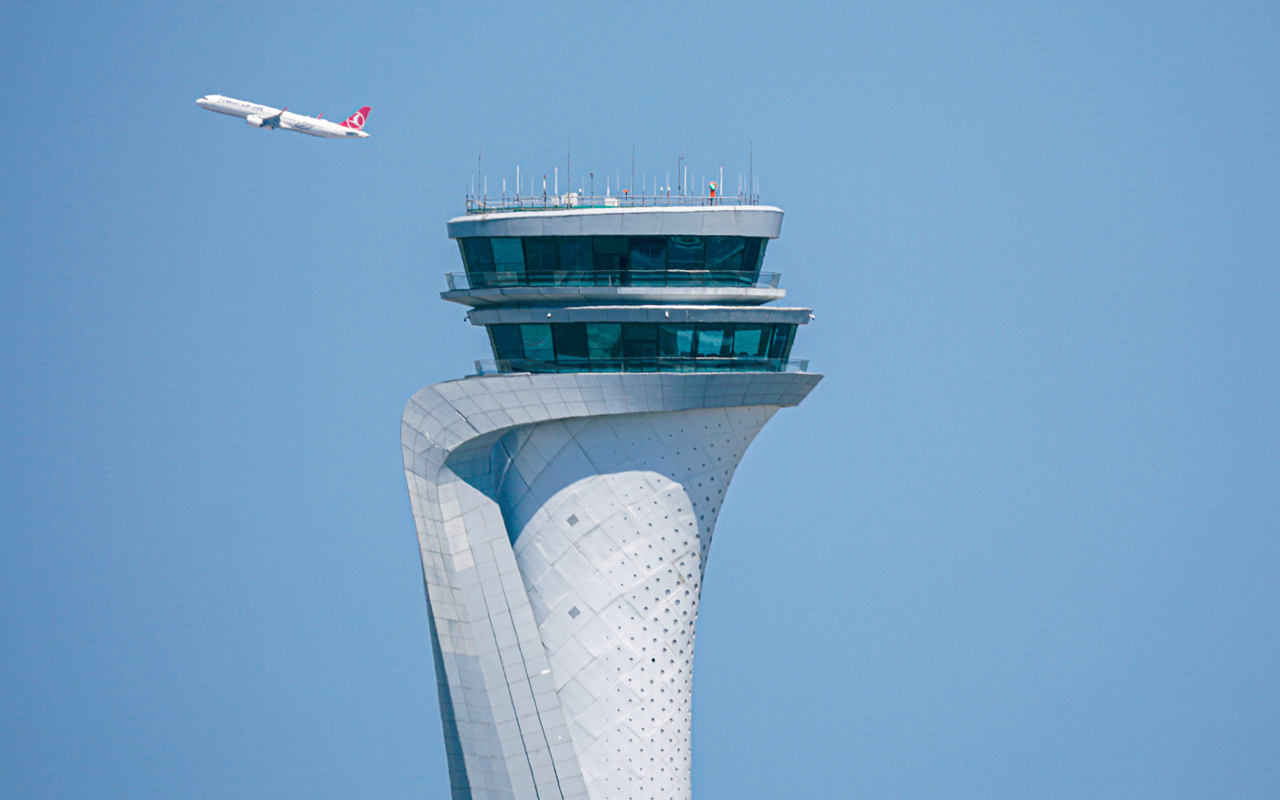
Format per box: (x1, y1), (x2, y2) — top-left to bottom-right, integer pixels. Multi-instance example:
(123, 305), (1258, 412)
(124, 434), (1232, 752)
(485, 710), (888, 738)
(245, 115), (264, 128)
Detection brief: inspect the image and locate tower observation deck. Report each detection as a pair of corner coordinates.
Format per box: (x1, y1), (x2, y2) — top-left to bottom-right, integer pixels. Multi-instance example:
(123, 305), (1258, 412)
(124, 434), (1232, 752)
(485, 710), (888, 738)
(401, 192), (821, 800)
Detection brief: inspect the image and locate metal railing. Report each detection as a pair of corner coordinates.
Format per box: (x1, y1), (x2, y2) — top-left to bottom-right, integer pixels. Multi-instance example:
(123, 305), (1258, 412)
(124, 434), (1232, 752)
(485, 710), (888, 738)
(473, 357), (810, 375)
(465, 193), (762, 214)
(446, 270), (781, 291)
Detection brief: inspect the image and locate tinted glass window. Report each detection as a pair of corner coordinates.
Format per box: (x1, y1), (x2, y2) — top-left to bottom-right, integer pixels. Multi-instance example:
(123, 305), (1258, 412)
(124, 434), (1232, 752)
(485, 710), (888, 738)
(519, 324), (554, 361)
(461, 238), (494, 275)
(523, 238), (558, 277)
(558, 237), (593, 280)
(487, 322), (797, 370)
(593, 236), (628, 254)
(622, 323), (658, 359)
(624, 323), (658, 341)
(629, 237), (666, 273)
(742, 238), (765, 276)
(659, 324), (695, 357)
(492, 238), (525, 277)
(767, 325), (793, 359)
(586, 323), (623, 360)
(490, 325), (523, 360)
(552, 323), (588, 360)
(592, 236), (629, 275)
(705, 237), (745, 272)
(457, 235), (772, 286)
(732, 324), (769, 357)
(696, 324), (732, 357)
(666, 236), (705, 271)
(778, 325), (796, 359)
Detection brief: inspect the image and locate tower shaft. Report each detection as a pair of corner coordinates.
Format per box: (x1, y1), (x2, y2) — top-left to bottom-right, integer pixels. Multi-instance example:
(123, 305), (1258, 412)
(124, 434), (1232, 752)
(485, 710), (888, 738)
(404, 197), (819, 800)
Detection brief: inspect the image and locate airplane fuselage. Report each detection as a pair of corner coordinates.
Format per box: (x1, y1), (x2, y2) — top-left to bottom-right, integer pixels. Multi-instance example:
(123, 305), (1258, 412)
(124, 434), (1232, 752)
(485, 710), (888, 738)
(196, 95), (370, 139)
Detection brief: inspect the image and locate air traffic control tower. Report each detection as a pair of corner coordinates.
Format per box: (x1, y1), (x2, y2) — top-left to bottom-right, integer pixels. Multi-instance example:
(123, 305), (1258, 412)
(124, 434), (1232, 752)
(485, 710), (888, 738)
(401, 187), (821, 800)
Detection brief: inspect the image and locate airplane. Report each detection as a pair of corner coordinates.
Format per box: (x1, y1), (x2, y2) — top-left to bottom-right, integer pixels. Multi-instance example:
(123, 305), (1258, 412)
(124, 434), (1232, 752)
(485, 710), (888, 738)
(196, 95), (371, 139)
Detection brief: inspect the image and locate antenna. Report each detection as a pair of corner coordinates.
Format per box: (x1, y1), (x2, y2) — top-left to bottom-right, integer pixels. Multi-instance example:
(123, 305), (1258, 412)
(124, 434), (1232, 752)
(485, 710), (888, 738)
(749, 140), (753, 202)
(567, 140), (571, 196)
(678, 150), (685, 195)
(590, 171), (594, 198)
(516, 166), (520, 199)
(555, 167), (558, 197)
(631, 146), (635, 196)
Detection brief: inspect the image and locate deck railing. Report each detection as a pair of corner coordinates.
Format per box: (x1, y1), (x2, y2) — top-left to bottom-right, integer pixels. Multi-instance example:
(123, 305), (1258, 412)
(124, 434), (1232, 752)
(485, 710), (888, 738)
(465, 193), (761, 214)
(472, 357), (809, 375)
(446, 270), (781, 291)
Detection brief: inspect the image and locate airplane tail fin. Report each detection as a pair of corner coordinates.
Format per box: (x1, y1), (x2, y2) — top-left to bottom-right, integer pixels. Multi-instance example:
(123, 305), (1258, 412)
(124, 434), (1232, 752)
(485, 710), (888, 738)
(339, 107), (371, 130)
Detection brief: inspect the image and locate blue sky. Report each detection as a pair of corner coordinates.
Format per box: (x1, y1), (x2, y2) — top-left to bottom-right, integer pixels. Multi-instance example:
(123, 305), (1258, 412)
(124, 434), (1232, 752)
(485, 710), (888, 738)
(2, 1), (1277, 798)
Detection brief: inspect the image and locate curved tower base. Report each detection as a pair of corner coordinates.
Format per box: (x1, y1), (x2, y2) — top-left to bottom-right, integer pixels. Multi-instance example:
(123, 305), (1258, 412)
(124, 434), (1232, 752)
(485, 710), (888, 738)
(402, 371), (819, 800)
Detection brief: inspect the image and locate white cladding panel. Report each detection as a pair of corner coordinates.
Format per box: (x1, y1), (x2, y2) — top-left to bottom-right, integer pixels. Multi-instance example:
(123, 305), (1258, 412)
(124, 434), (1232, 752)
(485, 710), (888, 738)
(447, 206), (784, 240)
(402, 372), (819, 800)
(496, 407), (775, 800)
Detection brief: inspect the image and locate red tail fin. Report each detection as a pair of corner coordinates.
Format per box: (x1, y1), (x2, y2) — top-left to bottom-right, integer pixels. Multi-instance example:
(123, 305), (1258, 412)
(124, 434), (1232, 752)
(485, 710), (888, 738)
(339, 107), (371, 130)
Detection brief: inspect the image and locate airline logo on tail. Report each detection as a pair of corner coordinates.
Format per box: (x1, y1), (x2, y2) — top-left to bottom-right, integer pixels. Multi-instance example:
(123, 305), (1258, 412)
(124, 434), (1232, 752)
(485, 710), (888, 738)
(339, 107), (371, 130)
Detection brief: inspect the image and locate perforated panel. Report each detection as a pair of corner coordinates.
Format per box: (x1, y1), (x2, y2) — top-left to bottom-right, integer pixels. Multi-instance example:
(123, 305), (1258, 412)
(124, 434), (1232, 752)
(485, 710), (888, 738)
(498, 407), (776, 800)
(401, 372), (821, 800)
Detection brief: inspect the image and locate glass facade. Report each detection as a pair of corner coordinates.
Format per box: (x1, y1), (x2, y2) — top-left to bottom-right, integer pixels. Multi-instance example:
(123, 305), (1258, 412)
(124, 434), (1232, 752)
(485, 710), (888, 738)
(458, 236), (768, 288)
(485, 321), (797, 372)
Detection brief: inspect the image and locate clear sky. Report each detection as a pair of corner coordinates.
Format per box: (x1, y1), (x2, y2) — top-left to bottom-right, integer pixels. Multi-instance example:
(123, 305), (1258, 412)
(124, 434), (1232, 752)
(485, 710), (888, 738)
(2, 2), (1277, 798)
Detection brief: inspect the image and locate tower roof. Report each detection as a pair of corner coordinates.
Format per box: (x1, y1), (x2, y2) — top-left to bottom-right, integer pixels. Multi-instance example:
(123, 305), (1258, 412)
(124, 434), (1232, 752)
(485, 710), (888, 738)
(448, 205), (783, 240)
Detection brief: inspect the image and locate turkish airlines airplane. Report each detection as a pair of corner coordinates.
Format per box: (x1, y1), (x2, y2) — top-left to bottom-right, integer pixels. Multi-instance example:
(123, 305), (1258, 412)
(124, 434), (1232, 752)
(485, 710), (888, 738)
(196, 95), (371, 139)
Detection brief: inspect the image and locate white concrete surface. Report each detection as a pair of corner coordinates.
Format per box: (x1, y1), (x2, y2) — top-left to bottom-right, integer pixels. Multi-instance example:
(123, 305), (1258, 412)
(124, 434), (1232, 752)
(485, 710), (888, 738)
(402, 372), (820, 800)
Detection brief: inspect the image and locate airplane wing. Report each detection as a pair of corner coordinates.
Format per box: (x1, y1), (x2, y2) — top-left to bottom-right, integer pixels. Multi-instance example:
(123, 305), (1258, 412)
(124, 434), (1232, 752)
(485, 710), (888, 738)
(261, 107), (287, 129)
